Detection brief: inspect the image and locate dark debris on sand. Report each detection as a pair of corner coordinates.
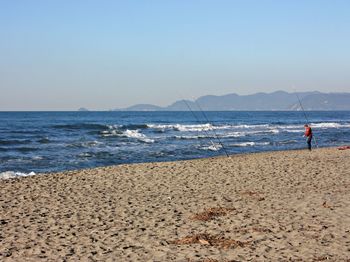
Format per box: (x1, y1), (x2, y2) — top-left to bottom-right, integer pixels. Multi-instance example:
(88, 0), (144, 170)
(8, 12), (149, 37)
(171, 233), (251, 249)
(187, 259), (240, 262)
(190, 207), (235, 221)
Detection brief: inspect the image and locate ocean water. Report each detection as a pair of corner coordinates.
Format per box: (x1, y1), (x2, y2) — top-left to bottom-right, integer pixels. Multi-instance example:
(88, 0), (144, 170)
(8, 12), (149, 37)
(1, 111), (350, 178)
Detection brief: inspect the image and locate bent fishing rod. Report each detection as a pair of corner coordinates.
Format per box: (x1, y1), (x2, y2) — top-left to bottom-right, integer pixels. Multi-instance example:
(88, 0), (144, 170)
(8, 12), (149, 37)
(194, 100), (230, 157)
(180, 98), (229, 157)
(295, 92), (319, 148)
(181, 98), (216, 147)
(180, 98), (220, 151)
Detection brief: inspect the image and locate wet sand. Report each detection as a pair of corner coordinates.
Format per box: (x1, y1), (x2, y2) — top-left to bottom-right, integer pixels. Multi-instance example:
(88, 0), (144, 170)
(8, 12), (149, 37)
(1, 147), (350, 261)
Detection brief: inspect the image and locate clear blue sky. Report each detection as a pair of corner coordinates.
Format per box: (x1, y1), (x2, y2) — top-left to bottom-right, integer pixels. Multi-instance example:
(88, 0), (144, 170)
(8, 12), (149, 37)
(1, 0), (349, 110)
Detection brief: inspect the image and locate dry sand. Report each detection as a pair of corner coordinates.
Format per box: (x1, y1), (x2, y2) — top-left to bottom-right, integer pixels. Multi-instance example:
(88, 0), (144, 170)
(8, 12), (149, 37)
(1, 147), (350, 261)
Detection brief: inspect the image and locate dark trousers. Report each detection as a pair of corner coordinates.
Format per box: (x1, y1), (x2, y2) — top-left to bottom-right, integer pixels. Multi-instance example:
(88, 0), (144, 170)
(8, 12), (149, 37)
(307, 136), (312, 151)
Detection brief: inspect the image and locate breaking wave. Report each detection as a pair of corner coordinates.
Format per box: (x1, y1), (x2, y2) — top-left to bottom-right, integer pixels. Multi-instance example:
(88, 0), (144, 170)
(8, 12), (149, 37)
(68, 140), (104, 148)
(147, 123), (232, 132)
(148, 123), (212, 132)
(231, 142), (256, 147)
(100, 127), (154, 143)
(2, 111), (350, 176)
(231, 142), (271, 147)
(200, 143), (223, 151)
(121, 130), (155, 143)
(310, 122), (350, 128)
(0, 171), (36, 180)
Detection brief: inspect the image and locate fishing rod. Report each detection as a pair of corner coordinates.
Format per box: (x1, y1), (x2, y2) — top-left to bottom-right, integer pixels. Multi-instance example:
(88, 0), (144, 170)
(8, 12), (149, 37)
(295, 92), (319, 148)
(180, 98), (221, 152)
(193, 100), (230, 157)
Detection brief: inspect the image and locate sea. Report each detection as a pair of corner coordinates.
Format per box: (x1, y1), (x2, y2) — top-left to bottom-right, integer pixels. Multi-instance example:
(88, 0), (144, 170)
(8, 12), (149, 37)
(1, 111), (350, 179)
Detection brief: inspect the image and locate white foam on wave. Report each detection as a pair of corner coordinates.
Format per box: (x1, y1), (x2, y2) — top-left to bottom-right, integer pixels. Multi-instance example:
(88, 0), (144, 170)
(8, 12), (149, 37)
(107, 124), (122, 129)
(236, 122), (350, 133)
(256, 142), (271, 146)
(174, 129), (280, 140)
(0, 171), (36, 179)
(282, 129), (304, 133)
(270, 129), (280, 134)
(230, 141), (271, 147)
(101, 130), (120, 137)
(82, 141), (103, 147)
(147, 123), (275, 131)
(200, 143), (223, 151)
(310, 122), (350, 128)
(234, 124), (270, 129)
(147, 122), (350, 137)
(147, 123), (232, 132)
(100, 125), (123, 137)
(101, 126), (155, 143)
(280, 124), (304, 129)
(222, 132), (247, 137)
(224, 129), (278, 136)
(231, 142), (256, 147)
(175, 131), (250, 140)
(175, 135), (211, 140)
(231, 141), (271, 147)
(122, 130), (155, 143)
(78, 152), (93, 158)
(147, 124), (172, 129)
(279, 122), (350, 129)
(233, 129), (279, 136)
(227, 129), (278, 135)
(148, 123), (213, 132)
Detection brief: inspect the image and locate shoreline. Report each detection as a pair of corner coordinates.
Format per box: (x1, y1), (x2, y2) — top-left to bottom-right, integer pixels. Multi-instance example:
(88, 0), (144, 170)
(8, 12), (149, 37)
(1, 147), (350, 260)
(1, 145), (348, 180)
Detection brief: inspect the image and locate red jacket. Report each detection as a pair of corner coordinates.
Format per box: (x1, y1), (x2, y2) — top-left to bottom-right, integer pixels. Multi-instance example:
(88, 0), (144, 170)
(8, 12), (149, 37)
(304, 127), (312, 137)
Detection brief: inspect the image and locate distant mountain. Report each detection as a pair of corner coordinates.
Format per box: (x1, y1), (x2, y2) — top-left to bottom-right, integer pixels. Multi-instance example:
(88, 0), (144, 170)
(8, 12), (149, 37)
(288, 93), (350, 110)
(166, 100), (197, 111)
(78, 107), (89, 111)
(117, 104), (162, 111)
(175, 91), (319, 111)
(116, 91), (350, 111)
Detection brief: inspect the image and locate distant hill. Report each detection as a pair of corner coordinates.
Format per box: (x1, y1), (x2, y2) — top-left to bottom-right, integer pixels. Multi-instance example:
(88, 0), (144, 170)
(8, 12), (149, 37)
(117, 104), (162, 111)
(116, 91), (350, 111)
(78, 107), (89, 111)
(288, 93), (350, 110)
(173, 91), (319, 111)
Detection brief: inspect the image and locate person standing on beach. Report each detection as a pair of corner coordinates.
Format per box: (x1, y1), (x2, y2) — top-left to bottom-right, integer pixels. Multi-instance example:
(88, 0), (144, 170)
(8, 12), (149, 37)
(304, 124), (313, 151)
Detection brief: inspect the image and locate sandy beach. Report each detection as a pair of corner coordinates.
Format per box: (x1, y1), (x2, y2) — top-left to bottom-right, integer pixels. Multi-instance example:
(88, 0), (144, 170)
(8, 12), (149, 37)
(1, 147), (349, 261)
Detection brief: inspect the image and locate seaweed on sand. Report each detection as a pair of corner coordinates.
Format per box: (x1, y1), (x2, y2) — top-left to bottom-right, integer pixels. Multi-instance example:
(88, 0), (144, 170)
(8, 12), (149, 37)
(190, 207), (235, 221)
(171, 233), (250, 249)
